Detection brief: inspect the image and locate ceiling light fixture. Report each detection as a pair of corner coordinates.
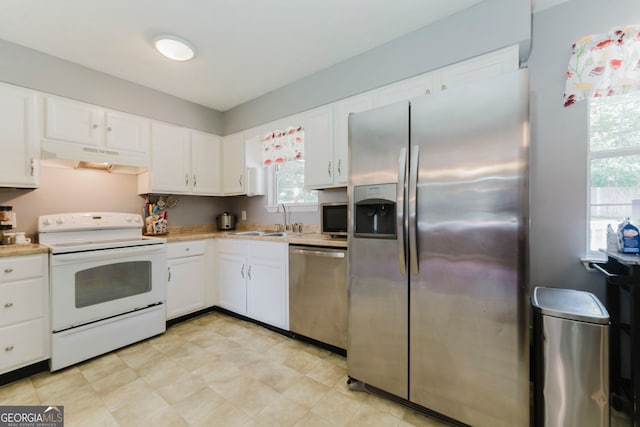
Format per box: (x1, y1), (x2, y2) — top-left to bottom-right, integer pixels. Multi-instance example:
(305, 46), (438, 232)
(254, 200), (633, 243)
(153, 35), (197, 61)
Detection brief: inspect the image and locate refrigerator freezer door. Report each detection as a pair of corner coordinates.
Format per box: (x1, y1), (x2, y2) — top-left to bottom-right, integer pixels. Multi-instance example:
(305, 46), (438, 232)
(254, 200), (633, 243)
(408, 70), (530, 426)
(347, 101), (410, 399)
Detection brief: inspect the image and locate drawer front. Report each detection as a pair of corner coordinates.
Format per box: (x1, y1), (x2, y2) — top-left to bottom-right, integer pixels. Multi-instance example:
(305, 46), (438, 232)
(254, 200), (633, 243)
(0, 318), (47, 374)
(0, 278), (46, 326)
(168, 240), (206, 258)
(218, 238), (248, 255)
(250, 241), (287, 259)
(0, 255), (46, 284)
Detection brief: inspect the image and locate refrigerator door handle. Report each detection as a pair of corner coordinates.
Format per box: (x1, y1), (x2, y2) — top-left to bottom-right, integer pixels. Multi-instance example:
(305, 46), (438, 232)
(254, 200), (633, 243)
(397, 147), (407, 274)
(408, 145), (419, 275)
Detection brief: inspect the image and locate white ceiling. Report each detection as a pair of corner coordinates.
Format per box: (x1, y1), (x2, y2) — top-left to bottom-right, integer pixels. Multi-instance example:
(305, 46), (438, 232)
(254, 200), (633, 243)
(0, 0), (491, 112)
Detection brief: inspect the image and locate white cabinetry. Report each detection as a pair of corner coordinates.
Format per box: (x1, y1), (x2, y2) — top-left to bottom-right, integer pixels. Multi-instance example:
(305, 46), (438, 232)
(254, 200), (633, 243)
(0, 83), (39, 188)
(373, 45), (519, 107)
(217, 239), (289, 329)
(42, 95), (149, 167)
(0, 254), (49, 374)
(166, 241), (206, 320)
(302, 106), (334, 189)
(246, 241), (288, 329)
(218, 239), (248, 314)
(138, 122), (222, 195)
(331, 94), (374, 187)
(221, 133), (245, 195)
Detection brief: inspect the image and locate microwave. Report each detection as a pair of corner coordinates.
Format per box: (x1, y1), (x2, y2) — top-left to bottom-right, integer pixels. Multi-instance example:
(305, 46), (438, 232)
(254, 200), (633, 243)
(321, 203), (348, 237)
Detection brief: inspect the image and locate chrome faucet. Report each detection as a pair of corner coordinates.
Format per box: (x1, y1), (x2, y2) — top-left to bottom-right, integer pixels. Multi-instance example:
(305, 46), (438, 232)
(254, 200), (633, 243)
(279, 203), (287, 231)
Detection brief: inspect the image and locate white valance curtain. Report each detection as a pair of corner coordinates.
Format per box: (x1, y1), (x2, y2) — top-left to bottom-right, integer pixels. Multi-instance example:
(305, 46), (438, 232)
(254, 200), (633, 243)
(261, 126), (304, 166)
(564, 24), (640, 107)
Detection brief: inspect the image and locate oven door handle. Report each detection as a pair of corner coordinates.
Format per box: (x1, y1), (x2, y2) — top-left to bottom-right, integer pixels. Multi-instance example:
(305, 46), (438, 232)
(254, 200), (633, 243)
(50, 245), (166, 264)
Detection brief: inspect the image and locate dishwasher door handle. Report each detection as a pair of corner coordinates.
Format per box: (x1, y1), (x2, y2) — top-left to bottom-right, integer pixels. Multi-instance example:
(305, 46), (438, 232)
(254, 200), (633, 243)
(290, 248), (345, 258)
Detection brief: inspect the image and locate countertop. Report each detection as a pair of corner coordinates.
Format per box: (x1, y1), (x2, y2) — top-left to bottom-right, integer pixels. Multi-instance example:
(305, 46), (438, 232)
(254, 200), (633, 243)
(601, 249), (640, 266)
(0, 244), (49, 258)
(0, 224), (348, 257)
(163, 224), (348, 248)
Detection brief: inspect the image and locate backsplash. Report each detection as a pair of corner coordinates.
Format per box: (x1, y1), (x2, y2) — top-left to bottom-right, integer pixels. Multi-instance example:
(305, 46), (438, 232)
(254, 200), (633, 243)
(0, 165), (344, 236)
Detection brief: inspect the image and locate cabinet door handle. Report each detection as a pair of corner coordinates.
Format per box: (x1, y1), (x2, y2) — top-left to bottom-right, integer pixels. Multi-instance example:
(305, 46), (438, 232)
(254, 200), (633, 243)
(337, 159), (341, 176)
(5, 346), (13, 352)
(3, 268), (12, 274)
(193, 175), (197, 188)
(239, 175), (243, 187)
(30, 158), (36, 177)
(441, 84), (447, 91)
(107, 126), (112, 132)
(425, 89), (431, 95)
(168, 266), (171, 282)
(328, 161), (332, 177)
(92, 124), (98, 129)
(247, 265), (252, 280)
(185, 173), (189, 186)
(241, 264), (245, 279)
(4, 302), (13, 308)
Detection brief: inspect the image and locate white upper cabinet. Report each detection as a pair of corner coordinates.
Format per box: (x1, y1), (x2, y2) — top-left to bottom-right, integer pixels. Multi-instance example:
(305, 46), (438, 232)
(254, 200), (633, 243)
(373, 45), (519, 108)
(438, 45), (519, 91)
(0, 83), (39, 188)
(44, 96), (101, 146)
(104, 110), (150, 154)
(302, 105), (334, 189)
(139, 122), (221, 195)
(191, 130), (222, 195)
(42, 95), (150, 167)
(221, 133), (245, 195)
(374, 72), (437, 107)
(332, 94), (374, 187)
(141, 121), (190, 194)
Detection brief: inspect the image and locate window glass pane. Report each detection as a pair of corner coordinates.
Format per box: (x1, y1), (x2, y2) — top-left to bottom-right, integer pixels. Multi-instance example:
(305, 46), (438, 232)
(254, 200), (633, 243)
(590, 93), (640, 152)
(589, 155), (640, 251)
(275, 161), (317, 205)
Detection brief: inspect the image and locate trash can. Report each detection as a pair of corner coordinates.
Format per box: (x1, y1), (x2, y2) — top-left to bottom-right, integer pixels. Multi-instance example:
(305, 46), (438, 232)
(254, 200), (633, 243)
(532, 286), (610, 427)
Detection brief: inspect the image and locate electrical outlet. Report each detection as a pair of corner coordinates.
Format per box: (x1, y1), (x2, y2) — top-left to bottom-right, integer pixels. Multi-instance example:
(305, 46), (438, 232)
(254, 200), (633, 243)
(241, 210), (247, 221)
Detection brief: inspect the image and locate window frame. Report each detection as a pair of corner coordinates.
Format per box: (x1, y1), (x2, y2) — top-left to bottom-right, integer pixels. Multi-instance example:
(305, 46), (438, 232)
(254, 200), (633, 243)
(587, 93), (640, 258)
(263, 164), (318, 213)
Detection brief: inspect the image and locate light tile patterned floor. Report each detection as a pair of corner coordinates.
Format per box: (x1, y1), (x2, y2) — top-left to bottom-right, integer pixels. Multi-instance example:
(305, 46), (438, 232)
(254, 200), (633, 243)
(0, 312), (448, 427)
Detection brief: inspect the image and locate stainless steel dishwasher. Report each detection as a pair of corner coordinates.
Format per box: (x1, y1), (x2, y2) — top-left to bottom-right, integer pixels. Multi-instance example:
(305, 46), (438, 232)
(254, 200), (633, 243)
(289, 245), (347, 350)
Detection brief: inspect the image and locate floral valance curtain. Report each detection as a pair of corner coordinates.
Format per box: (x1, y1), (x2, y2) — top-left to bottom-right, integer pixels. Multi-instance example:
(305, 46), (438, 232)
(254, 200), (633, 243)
(564, 25), (640, 107)
(261, 126), (304, 166)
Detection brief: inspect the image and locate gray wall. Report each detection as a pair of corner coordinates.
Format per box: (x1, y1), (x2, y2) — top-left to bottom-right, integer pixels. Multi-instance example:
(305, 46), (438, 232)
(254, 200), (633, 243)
(224, 0), (532, 134)
(0, 38), (224, 134)
(528, 0), (640, 298)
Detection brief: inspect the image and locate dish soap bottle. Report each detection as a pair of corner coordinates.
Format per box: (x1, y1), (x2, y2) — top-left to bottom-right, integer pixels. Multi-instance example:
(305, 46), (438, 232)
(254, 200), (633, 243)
(619, 218), (640, 254)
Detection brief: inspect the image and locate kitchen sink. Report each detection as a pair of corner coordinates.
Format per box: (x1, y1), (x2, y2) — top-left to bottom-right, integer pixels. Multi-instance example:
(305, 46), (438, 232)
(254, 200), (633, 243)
(231, 230), (268, 236)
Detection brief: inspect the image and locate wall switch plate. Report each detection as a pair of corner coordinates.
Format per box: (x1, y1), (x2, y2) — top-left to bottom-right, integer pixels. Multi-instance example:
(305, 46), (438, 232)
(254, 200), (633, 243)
(241, 210), (247, 220)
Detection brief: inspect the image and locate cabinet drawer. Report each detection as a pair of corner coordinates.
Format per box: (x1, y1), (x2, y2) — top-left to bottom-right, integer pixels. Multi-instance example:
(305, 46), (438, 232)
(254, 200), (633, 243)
(168, 240), (206, 258)
(0, 278), (46, 327)
(0, 255), (46, 283)
(250, 241), (287, 259)
(218, 238), (248, 255)
(0, 318), (47, 373)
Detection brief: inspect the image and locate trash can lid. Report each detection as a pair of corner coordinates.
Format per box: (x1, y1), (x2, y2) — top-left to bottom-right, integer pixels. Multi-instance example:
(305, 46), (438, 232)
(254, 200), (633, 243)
(531, 287), (609, 324)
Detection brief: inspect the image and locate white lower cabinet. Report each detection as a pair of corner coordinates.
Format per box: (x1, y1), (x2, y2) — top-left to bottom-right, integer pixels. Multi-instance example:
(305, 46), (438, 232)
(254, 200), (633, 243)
(166, 241), (206, 320)
(217, 239), (289, 330)
(0, 254), (49, 374)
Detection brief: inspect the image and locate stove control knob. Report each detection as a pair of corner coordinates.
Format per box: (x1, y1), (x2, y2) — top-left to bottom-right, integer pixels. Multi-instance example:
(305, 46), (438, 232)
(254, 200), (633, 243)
(56, 217), (65, 225)
(43, 218), (53, 226)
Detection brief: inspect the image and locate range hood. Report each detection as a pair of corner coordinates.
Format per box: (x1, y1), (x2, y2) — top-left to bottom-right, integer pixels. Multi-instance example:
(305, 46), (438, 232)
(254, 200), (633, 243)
(41, 139), (148, 174)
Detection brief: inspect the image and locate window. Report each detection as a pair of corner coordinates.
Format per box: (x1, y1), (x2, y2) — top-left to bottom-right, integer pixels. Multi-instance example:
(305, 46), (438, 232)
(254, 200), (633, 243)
(262, 126), (317, 211)
(273, 161), (317, 205)
(588, 92), (640, 254)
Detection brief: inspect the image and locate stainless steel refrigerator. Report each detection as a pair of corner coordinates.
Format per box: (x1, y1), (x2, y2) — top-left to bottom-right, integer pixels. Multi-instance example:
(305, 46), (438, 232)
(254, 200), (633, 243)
(347, 69), (529, 427)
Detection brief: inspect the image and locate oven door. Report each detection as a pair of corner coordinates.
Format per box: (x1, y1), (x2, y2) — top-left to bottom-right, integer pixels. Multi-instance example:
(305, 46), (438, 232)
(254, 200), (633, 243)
(50, 243), (167, 332)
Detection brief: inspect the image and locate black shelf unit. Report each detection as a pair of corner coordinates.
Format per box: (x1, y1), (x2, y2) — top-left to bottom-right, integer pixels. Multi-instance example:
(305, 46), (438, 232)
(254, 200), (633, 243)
(593, 254), (640, 426)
